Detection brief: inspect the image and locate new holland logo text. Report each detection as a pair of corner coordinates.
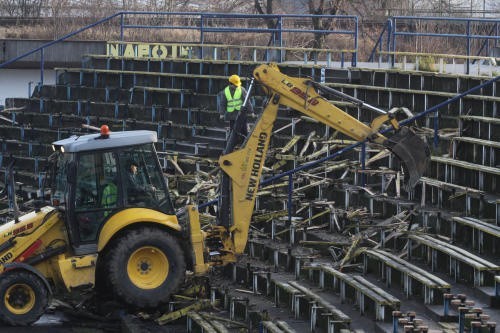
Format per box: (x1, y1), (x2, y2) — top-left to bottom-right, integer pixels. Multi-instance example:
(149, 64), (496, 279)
(245, 132), (267, 201)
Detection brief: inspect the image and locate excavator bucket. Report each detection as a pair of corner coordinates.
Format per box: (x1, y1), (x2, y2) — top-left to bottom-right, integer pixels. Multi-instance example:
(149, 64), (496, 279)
(382, 126), (430, 189)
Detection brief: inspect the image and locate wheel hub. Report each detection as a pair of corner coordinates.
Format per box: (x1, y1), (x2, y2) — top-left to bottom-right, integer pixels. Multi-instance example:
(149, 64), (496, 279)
(139, 261), (150, 273)
(127, 246), (169, 289)
(5, 284), (36, 315)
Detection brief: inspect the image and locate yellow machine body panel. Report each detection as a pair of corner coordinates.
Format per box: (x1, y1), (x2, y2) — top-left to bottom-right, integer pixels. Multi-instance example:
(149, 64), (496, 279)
(0, 206), (57, 246)
(97, 208), (181, 251)
(0, 207), (66, 275)
(186, 206), (210, 274)
(56, 254), (98, 290)
(219, 95), (280, 253)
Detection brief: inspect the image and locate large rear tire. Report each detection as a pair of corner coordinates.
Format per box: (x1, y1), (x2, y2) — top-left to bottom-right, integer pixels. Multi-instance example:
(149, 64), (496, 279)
(0, 270), (49, 326)
(106, 227), (186, 309)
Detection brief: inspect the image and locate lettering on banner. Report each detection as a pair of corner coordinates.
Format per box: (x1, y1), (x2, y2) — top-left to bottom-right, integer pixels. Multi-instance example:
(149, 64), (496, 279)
(107, 42), (192, 60)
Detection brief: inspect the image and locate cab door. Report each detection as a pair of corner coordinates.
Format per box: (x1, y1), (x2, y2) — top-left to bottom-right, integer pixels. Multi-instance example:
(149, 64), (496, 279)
(71, 150), (120, 252)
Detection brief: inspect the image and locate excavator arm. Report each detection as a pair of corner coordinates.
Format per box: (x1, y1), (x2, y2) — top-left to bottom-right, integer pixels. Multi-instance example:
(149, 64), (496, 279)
(191, 64), (429, 270)
(221, 64), (429, 253)
(254, 64), (387, 143)
(252, 64), (429, 188)
(218, 93), (281, 254)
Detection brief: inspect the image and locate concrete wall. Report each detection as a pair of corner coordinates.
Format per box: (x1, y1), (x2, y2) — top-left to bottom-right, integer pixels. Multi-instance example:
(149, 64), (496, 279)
(1, 39), (106, 68)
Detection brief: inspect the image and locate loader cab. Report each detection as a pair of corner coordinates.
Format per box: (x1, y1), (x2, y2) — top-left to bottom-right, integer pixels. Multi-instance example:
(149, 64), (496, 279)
(50, 127), (175, 254)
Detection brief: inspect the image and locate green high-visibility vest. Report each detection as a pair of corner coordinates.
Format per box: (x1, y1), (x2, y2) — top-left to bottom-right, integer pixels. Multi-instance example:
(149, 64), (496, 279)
(224, 86), (243, 112)
(102, 183), (117, 217)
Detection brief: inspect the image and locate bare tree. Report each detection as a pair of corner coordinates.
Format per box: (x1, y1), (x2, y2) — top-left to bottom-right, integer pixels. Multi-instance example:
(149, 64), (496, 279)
(254, 0), (276, 29)
(307, 0), (345, 49)
(487, 0), (500, 11)
(0, 0), (47, 18)
(0, 0), (19, 16)
(48, 0), (71, 38)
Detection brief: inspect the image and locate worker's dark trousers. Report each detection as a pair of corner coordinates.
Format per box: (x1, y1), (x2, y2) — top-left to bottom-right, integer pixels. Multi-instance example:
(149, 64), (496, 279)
(225, 114), (247, 152)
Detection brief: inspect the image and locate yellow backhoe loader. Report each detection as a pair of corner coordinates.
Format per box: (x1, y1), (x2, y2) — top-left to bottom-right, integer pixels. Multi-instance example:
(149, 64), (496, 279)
(0, 64), (429, 325)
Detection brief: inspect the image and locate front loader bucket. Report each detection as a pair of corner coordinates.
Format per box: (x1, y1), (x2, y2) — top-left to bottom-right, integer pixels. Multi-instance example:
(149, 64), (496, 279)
(383, 126), (430, 189)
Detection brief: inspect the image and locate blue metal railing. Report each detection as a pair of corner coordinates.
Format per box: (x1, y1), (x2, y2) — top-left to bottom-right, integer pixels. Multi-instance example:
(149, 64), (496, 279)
(368, 16), (500, 74)
(0, 13), (122, 84)
(367, 19), (392, 62)
(0, 11), (359, 84)
(117, 12), (358, 65)
(392, 16), (500, 74)
(473, 22), (500, 63)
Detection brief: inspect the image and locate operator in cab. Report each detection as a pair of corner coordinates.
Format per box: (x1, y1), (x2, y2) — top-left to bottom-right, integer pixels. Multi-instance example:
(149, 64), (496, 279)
(126, 160), (156, 204)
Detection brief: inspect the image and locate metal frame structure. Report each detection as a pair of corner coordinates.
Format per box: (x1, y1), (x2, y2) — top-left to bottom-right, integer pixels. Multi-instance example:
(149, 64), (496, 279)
(0, 11), (358, 83)
(369, 16), (500, 74)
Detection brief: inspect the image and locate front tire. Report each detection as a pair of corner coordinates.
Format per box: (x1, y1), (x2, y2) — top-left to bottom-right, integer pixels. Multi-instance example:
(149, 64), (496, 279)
(0, 270), (49, 326)
(106, 227), (186, 309)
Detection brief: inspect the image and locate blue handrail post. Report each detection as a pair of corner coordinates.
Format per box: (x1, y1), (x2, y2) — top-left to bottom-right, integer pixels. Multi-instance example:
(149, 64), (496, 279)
(485, 36), (490, 59)
(28, 81), (34, 98)
(277, 16), (283, 62)
(288, 174), (293, 224)
(119, 13), (125, 56)
(368, 19), (390, 63)
(378, 27), (383, 63)
(458, 307), (466, 333)
(433, 111), (439, 148)
(120, 13), (124, 41)
(473, 24), (497, 63)
(391, 17), (396, 68)
(40, 49), (44, 85)
(361, 142), (366, 186)
(386, 18), (393, 64)
(392, 312), (399, 333)
(200, 14), (204, 59)
(352, 16), (358, 67)
(496, 22), (499, 48)
(466, 20), (471, 75)
(443, 294), (451, 317)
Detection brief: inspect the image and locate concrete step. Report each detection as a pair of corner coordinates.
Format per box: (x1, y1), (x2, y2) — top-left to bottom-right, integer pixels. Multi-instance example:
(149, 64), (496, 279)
(4, 98), (225, 127)
(31, 84), (217, 109)
(55, 67), (229, 94)
(460, 115), (500, 142)
(430, 155), (499, 193)
(417, 177), (499, 221)
(82, 54), (352, 83)
(324, 82), (500, 120)
(353, 67), (500, 98)
(451, 136), (499, 168)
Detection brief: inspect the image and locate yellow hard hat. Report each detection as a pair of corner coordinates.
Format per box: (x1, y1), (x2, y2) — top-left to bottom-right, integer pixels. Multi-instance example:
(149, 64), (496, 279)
(228, 74), (241, 87)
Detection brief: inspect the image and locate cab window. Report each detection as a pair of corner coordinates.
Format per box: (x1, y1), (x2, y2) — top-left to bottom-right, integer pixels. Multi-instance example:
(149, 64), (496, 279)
(119, 143), (174, 214)
(74, 151), (119, 242)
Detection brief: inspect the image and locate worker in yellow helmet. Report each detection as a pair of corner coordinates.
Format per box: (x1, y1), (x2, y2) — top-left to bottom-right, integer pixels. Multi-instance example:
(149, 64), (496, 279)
(218, 74), (254, 147)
